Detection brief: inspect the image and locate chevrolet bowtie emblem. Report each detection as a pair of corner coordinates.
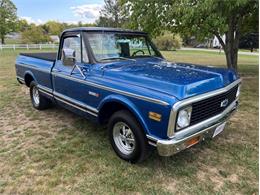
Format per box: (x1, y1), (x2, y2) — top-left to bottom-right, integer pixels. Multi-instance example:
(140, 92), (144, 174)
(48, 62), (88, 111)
(220, 99), (229, 107)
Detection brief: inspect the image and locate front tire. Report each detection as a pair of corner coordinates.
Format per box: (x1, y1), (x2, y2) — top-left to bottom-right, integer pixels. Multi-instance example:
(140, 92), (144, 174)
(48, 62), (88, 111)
(30, 81), (51, 110)
(108, 110), (151, 163)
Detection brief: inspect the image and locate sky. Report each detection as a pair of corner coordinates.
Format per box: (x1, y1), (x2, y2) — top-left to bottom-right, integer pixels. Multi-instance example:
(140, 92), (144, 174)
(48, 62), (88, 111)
(12, 0), (105, 24)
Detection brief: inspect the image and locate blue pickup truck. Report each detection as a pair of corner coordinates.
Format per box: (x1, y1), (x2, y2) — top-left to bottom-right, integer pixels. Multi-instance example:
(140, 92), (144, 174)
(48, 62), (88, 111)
(15, 27), (241, 163)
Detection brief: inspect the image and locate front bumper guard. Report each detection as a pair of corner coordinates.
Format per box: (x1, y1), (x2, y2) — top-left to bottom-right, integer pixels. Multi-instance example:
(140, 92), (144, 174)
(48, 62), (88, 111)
(153, 100), (238, 156)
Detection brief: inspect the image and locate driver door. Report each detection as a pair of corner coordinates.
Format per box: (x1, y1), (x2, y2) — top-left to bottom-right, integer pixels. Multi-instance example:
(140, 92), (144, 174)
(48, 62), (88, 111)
(52, 32), (98, 117)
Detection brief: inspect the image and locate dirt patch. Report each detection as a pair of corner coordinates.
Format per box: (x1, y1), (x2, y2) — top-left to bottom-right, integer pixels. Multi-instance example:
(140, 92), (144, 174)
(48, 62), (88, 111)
(197, 166), (224, 191)
(196, 165), (241, 192)
(162, 178), (178, 194)
(228, 174), (238, 183)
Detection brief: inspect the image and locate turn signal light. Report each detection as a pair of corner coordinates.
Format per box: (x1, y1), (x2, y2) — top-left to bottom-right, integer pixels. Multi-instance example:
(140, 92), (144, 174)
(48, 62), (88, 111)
(149, 112), (162, 122)
(185, 136), (200, 148)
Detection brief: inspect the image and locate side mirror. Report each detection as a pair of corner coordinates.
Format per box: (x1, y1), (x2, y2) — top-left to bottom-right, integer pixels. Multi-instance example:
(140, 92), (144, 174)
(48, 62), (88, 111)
(62, 48), (76, 66)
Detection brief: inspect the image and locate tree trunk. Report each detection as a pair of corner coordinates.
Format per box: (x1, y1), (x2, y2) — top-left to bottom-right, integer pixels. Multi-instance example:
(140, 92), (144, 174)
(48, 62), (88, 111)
(215, 15), (240, 72)
(223, 47), (238, 71)
(1, 36), (4, 44)
(250, 47), (253, 52)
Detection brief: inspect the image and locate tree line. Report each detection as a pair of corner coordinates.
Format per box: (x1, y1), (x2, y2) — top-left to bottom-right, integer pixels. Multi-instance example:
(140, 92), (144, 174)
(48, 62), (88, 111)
(0, 0), (258, 71)
(18, 20), (95, 44)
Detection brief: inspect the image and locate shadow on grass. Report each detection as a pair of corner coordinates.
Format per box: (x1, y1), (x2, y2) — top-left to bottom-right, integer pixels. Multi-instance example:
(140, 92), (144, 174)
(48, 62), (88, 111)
(41, 104), (209, 177)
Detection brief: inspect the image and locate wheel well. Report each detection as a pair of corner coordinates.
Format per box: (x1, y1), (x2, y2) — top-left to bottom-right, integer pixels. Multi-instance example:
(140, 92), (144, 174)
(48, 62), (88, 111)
(99, 102), (136, 124)
(24, 74), (34, 87)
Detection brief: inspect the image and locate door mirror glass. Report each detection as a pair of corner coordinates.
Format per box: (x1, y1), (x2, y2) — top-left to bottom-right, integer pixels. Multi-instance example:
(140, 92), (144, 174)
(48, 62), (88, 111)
(61, 35), (81, 66)
(62, 48), (76, 66)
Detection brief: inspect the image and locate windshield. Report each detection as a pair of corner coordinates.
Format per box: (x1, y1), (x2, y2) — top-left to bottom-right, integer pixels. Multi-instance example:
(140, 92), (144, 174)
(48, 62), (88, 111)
(85, 32), (161, 62)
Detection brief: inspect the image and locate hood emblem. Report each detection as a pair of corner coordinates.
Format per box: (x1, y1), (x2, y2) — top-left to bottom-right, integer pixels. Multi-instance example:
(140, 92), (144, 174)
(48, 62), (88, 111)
(220, 99), (229, 107)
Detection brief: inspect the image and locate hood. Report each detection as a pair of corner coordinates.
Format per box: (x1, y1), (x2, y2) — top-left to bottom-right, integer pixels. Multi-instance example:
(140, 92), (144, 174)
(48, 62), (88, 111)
(102, 58), (239, 100)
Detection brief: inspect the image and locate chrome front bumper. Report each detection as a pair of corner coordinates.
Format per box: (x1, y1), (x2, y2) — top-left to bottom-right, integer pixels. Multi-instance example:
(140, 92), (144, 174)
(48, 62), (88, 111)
(151, 100), (238, 156)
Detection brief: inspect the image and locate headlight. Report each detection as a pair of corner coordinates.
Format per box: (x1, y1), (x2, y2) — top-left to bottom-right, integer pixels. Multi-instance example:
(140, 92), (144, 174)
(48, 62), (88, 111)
(236, 85), (241, 97)
(176, 106), (192, 130)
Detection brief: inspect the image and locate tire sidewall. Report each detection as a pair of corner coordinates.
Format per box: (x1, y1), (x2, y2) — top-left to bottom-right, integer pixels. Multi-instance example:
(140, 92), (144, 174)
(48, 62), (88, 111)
(30, 81), (40, 109)
(109, 111), (147, 163)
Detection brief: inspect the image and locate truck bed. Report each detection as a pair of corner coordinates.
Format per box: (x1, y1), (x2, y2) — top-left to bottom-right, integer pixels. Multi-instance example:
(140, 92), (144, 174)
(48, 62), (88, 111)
(20, 52), (57, 62)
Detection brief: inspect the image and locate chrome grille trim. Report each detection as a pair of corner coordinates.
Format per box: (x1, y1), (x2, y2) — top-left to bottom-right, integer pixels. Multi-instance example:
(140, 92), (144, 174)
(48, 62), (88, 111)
(167, 79), (241, 138)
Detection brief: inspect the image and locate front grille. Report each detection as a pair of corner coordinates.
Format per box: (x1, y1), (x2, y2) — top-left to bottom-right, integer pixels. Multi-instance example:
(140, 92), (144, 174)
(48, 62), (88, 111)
(189, 85), (238, 126)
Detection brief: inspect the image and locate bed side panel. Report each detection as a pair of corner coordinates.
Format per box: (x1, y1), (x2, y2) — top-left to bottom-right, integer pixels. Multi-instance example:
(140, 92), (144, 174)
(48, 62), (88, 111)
(15, 55), (54, 91)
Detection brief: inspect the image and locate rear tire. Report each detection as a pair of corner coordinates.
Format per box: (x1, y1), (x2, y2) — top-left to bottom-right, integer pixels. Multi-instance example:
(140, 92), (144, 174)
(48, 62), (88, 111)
(108, 110), (151, 163)
(30, 81), (51, 110)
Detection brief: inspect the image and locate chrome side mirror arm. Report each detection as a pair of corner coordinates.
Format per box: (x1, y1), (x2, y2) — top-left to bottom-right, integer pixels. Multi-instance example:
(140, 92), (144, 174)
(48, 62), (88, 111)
(70, 64), (86, 79)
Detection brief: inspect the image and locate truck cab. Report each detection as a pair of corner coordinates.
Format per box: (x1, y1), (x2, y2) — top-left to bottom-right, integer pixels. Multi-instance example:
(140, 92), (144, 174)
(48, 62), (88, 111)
(15, 27), (241, 163)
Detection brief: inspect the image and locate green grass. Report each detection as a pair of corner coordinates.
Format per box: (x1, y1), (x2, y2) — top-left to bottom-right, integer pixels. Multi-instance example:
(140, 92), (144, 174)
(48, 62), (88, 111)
(0, 50), (258, 194)
(4, 38), (23, 44)
(239, 49), (258, 53)
(163, 50), (258, 75)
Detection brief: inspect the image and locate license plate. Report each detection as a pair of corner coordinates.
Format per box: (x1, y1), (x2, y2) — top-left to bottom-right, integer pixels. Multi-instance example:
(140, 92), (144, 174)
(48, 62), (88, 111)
(213, 122), (226, 138)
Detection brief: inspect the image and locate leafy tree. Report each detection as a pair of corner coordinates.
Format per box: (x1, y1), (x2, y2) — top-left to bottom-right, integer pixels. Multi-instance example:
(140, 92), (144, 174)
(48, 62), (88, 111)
(39, 21), (96, 36)
(123, 0), (258, 71)
(97, 0), (128, 28)
(0, 0), (18, 44)
(21, 25), (50, 43)
(96, 16), (115, 27)
(240, 4), (258, 36)
(17, 19), (30, 32)
(77, 21), (83, 27)
(153, 32), (182, 50)
(41, 21), (65, 36)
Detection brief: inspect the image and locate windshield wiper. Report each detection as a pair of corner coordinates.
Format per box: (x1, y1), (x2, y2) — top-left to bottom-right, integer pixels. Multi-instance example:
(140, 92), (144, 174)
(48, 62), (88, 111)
(99, 57), (136, 62)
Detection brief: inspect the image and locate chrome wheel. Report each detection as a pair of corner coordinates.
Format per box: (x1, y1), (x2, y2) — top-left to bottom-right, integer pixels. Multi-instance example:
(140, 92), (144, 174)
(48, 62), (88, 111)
(113, 122), (136, 155)
(32, 86), (40, 105)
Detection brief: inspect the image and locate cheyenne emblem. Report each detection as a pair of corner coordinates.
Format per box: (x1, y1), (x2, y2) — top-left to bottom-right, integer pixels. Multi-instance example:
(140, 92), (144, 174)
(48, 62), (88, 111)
(220, 99), (229, 107)
(88, 91), (100, 97)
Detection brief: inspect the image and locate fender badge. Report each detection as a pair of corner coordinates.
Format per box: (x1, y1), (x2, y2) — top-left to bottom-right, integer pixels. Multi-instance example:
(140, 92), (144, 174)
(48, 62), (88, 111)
(88, 91), (100, 98)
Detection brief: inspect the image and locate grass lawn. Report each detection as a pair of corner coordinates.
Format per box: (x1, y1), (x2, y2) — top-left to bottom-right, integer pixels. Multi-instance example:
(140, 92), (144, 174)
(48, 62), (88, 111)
(0, 50), (258, 194)
(4, 38), (23, 44)
(163, 50), (258, 76)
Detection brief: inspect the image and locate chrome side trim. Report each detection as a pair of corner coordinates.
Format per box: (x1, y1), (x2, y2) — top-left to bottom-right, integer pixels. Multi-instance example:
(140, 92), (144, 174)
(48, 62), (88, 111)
(167, 79), (241, 138)
(38, 84), (53, 94)
(55, 96), (98, 117)
(147, 135), (158, 147)
(148, 141), (157, 147)
(53, 91), (98, 114)
(37, 84), (98, 117)
(146, 134), (159, 142)
(16, 76), (24, 81)
(17, 63), (51, 73)
(52, 72), (169, 106)
(16, 76), (25, 84)
(38, 89), (53, 97)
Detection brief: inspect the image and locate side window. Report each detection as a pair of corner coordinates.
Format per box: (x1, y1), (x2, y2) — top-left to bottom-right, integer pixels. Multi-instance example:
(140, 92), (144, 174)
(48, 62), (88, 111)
(62, 36), (81, 64)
